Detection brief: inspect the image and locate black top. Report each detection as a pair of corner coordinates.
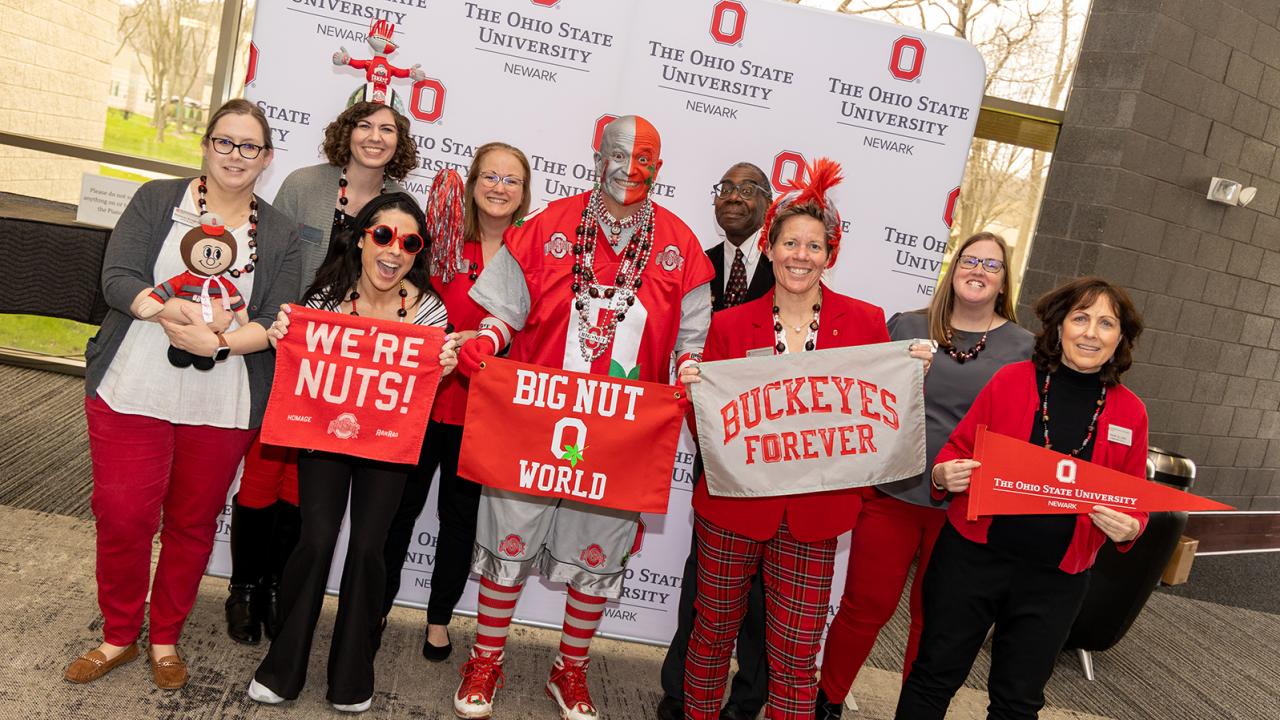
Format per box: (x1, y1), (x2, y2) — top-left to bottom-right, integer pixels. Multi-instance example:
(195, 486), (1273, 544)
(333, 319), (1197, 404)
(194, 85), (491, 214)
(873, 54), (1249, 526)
(988, 363), (1105, 566)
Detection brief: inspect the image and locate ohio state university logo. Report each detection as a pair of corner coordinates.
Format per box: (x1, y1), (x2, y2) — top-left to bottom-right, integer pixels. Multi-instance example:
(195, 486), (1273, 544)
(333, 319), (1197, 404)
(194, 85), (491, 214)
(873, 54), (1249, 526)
(545, 232), (570, 258)
(889, 36), (926, 82)
(410, 77), (446, 123)
(654, 244), (684, 272)
(771, 150), (807, 192)
(531, 0), (560, 6)
(498, 533), (526, 557)
(327, 412), (360, 440)
(245, 43), (259, 85)
(710, 0), (747, 46)
(592, 114), (619, 152)
(944, 186), (960, 228)
(580, 543), (607, 568)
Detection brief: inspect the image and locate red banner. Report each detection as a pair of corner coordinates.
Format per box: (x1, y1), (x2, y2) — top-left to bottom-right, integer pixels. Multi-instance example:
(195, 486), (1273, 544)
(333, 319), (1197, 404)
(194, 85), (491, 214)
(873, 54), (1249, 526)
(458, 357), (685, 514)
(967, 425), (1232, 520)
(260, 306), (445, 464)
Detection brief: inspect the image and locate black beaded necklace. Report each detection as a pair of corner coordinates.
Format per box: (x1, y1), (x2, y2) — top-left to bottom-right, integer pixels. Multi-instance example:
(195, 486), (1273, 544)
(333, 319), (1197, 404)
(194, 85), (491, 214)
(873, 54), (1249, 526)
(944, 317), (994, 364)
(197, 176), (257, 278)
(570, 190), (656, 361)
(348, 281), (409, 320)
(1039, 372), (1106, 456)
(335, 166), (387, 226)
(772, 292), (822, 354)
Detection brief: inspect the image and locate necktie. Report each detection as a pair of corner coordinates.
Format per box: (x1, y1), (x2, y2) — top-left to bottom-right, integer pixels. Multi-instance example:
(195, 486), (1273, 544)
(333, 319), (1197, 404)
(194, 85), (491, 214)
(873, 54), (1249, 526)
(724, 248), (748, 309)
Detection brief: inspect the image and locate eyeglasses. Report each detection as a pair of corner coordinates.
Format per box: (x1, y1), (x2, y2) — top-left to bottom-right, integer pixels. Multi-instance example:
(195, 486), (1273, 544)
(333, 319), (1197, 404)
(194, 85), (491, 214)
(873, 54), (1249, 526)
(712, 180), (769, 199)
(957, 255), (1005, 273)
(209, 137), (266, 159)
(366, 225), (425, 255)
(478, 172), (525, 189)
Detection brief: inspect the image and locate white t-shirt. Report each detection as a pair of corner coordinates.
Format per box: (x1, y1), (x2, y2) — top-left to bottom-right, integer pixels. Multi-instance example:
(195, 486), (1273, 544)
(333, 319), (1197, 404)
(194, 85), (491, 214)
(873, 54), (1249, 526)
(97, 190), (257, 428)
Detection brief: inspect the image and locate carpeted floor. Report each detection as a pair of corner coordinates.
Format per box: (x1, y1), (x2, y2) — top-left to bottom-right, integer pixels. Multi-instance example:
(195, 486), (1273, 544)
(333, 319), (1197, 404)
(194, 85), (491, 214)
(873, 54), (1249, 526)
(3, 364), (1280, 719)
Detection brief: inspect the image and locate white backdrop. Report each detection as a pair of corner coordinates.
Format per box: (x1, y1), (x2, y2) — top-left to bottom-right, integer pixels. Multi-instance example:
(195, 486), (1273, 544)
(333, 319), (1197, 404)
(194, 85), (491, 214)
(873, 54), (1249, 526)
(208, 0), (985, 646)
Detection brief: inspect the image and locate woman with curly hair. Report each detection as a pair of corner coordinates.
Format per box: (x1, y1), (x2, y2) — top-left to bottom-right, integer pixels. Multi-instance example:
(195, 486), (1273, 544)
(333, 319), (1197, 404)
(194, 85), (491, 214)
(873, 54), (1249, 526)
(223, 101), (418, 646)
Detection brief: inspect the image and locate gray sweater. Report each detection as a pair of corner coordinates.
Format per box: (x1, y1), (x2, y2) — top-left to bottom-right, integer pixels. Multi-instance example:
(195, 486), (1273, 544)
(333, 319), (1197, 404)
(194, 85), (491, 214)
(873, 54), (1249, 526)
(85, 178), (302, 427)
(272, 163), (406, 298)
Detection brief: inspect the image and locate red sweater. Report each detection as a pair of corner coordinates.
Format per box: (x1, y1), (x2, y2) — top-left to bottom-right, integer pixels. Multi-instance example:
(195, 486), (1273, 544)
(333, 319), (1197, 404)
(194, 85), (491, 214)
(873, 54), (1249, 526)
(934, 360), (1150, 574)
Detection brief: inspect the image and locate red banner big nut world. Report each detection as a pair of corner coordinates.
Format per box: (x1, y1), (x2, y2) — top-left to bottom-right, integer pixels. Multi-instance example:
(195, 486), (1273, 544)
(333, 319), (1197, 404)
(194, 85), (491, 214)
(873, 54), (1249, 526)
(260, 306), (445, 464)
(967, 425), (1233, 520)
(457, 357), (686, 514)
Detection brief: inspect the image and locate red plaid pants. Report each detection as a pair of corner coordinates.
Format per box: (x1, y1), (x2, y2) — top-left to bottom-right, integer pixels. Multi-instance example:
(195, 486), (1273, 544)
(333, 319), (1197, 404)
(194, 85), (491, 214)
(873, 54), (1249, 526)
(684, 515), (837, 720)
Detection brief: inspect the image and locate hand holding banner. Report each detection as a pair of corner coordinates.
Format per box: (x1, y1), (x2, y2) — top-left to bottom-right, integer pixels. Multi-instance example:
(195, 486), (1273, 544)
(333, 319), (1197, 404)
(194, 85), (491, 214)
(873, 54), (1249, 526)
(260, 306), (445, 464)
(688, 341), (925, 498)
(967, 425), (1233, 519)
(457, 357), (686, 514)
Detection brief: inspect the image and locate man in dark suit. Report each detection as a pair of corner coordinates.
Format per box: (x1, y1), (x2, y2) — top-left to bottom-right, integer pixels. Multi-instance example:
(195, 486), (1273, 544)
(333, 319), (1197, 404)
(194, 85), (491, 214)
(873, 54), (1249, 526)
(657, 161), (774, 720)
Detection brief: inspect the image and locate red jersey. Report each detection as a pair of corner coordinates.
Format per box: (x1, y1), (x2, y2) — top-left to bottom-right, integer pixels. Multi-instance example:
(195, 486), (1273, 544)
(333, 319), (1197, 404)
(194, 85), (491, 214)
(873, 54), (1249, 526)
(503, 193), (713, 383)
(430, 240), (488, 425)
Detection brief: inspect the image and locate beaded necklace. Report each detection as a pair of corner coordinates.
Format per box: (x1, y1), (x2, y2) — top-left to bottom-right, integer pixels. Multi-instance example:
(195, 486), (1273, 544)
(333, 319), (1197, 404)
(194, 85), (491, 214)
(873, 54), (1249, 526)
(348, 280), (409, 320)
(772, 292), (822, 354)
(197, 176), (257, 278)
(944, 316), (995, 364)
(335, 166), (387, 226)
(1039, 371), (1106, 456)
(571, 190), (656, 361)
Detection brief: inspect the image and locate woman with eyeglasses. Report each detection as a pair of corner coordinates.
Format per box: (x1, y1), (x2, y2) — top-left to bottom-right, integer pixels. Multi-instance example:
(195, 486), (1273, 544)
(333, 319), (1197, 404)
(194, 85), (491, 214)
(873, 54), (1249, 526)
(248, 191), (458, 713)
(65, 99), (300, 690)
(816, 232), (1033, 718)
(379, 141), (533, 661)
(224, 101), (419, 648)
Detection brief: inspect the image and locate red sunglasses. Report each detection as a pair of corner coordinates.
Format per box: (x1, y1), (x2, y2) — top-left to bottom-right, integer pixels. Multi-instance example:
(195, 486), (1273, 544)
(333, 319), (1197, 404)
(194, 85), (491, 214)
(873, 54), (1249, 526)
(366, 224), (425, 255)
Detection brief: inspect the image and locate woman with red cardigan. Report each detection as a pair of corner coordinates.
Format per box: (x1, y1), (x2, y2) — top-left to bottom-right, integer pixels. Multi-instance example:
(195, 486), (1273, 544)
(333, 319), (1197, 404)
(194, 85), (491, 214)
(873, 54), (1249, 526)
(895, 276), (1148, 720)
(679, 159), (932, 720)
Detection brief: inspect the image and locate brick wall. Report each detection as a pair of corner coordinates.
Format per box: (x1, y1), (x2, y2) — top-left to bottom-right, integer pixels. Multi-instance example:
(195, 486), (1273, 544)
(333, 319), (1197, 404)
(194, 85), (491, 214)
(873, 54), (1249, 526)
(1020, 0), (1280, 509)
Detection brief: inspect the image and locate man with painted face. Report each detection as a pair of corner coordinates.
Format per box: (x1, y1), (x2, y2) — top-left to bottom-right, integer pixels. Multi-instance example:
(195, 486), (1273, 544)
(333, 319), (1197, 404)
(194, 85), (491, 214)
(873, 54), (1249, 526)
(453, 115), (714, 720)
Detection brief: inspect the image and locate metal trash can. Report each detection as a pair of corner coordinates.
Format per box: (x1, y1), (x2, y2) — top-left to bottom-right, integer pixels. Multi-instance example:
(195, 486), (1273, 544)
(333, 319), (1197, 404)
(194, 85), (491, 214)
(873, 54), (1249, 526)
(1147, 447), (1196, 491)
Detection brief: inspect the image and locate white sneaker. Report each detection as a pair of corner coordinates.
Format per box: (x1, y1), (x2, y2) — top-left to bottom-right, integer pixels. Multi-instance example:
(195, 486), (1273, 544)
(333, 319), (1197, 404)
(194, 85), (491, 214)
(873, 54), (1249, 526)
(247, 678), (284, 704)
(844, 692), (859, 711)
(332, 698), (372, 713)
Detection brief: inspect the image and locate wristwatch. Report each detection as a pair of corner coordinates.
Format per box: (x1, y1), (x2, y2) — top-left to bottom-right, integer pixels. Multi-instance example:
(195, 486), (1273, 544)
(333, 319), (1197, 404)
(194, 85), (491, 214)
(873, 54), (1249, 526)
(212, 332), (231, 363)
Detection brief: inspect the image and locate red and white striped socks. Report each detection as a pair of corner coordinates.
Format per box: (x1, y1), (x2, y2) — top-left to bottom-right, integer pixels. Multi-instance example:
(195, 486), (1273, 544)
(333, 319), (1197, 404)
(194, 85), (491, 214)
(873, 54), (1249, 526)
(558, 586), (607, 660)
(474, 577), (524, 654)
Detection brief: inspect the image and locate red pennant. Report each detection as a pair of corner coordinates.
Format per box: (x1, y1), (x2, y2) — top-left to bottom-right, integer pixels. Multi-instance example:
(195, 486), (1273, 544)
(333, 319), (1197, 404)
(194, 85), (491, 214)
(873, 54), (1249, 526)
(967, 425), (1231, 520)
(260, 306), (444, 464)
(458, 357), (685, 514)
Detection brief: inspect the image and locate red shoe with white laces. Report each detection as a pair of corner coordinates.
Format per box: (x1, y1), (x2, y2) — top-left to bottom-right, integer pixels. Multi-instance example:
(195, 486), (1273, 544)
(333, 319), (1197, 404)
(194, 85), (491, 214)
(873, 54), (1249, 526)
(454, 648), (504, 719)
(545, 655), (599, 719)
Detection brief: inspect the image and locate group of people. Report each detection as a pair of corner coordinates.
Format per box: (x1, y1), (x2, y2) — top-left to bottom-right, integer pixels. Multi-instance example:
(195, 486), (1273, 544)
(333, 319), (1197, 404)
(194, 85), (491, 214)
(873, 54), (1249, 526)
(63, 94), (1149, 720)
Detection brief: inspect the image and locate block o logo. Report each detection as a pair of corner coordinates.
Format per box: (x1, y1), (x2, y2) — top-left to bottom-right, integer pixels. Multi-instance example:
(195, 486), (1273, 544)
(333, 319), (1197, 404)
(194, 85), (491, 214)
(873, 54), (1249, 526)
(943, 186), (960, 228)
(889, 35), (926, 81)
(531, 0), (560, 6)
(410, 77), (446, 123)
(592, 113), (619, 152)
(771, 150), (807, 193)
(710, 0), (747, 46)
(244, 42), (258, 85)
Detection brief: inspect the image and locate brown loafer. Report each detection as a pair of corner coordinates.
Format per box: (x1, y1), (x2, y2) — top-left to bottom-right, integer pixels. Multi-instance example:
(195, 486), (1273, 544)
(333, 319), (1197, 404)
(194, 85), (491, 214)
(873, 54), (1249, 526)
(149, 650), (189, 690)
(64, 643), (140, 684)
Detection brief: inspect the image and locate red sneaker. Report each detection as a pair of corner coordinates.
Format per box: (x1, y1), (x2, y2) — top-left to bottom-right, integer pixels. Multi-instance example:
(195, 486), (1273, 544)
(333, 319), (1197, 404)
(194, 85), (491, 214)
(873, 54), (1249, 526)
(454, 648), (504, 719)
(545, 655), (599, 719)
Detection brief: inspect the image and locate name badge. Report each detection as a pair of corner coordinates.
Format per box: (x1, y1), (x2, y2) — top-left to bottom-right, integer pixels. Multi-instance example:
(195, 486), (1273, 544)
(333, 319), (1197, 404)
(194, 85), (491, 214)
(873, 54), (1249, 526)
(745, 347), (773, 358)
(1107, 424), (1133, 447)
(171, 207), (201, 227)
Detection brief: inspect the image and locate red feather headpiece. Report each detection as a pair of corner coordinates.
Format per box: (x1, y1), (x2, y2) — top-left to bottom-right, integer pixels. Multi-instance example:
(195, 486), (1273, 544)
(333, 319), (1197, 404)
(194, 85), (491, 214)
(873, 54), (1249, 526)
(426, 169), (466, 282)
(757, 157), (845, 267)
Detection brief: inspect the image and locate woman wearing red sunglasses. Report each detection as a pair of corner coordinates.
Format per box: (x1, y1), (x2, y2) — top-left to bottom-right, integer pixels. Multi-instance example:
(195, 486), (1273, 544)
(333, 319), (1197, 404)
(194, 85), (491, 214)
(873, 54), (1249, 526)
(247, 191), (458, 713)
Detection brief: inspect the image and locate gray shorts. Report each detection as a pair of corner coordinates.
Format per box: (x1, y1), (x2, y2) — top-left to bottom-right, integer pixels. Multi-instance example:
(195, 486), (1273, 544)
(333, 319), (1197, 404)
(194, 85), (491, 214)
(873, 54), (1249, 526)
(472, 486), (641, 599)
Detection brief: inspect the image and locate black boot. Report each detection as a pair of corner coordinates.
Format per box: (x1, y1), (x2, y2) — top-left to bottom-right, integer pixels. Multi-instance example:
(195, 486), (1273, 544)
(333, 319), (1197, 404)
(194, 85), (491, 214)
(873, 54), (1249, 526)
(226, 497), (273, 644)
(816, 687), (844, 719)
(260, 499), (301, 641)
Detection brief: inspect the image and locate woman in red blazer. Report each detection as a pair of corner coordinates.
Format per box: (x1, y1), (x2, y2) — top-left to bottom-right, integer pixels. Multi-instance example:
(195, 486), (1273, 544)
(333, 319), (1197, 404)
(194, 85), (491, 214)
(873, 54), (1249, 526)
(679, 159), (931, 720)
(895, 277), (1148, 720)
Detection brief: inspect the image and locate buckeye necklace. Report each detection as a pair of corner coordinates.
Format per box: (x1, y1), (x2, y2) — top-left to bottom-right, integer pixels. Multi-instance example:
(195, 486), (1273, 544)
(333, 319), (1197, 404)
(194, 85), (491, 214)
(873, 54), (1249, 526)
(348, 280), (409, 320)
(944, 317), (994, 364)
(773, 293), (822, 354)
(1039, 372), (1106, 456)
(571, 189), (656, 362)
(197, 176), (257, 278)
(335, 166), (387, 225)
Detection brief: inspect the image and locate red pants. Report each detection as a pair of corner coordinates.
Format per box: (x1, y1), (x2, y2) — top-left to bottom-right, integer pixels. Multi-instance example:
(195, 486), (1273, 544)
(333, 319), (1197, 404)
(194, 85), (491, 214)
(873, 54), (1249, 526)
(86, 396), (257, 645)
(238, 435), (298, 508)
(820, 491), (945, 700)
(685, 516), (837, 720)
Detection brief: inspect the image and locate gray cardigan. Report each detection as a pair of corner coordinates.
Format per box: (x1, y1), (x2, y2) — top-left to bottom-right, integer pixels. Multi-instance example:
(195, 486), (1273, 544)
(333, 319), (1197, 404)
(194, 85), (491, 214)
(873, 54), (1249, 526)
(85, 178), (302, 428)
(272, 163), (405, 298)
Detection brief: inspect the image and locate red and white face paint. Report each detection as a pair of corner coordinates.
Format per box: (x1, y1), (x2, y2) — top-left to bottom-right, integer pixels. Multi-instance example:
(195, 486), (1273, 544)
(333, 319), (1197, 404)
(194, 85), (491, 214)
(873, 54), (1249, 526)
(594, 115), (663, 207)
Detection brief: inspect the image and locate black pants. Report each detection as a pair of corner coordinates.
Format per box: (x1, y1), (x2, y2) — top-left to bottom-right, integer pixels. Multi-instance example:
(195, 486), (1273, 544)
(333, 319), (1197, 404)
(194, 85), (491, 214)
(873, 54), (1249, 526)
(253, 450), (409, 705)
(895, 524), (1091, 720)
(660, 454), (768, 715)
(381, 420), (481, 625)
